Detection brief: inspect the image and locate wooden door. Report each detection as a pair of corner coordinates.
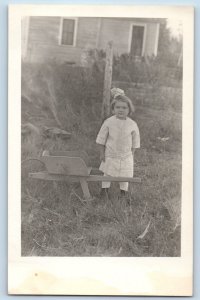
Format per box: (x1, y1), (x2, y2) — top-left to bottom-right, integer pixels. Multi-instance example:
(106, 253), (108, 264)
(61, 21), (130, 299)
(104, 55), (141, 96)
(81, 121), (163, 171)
(61, 19), (75, 45)
(130, 25), (144, 57)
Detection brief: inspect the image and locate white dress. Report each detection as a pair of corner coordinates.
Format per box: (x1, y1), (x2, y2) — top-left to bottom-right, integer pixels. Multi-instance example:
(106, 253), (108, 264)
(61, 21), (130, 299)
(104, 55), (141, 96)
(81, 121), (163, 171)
(96, 116), (140, 177)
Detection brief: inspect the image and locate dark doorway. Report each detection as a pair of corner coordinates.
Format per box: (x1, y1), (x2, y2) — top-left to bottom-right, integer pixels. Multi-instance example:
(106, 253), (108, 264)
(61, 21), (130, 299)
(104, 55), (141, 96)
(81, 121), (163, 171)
(130, 25), (145, 57)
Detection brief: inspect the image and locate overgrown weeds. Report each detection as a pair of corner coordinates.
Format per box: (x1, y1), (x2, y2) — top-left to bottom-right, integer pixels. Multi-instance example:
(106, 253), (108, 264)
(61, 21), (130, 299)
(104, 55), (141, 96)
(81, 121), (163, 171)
(21, 58), (182, 257)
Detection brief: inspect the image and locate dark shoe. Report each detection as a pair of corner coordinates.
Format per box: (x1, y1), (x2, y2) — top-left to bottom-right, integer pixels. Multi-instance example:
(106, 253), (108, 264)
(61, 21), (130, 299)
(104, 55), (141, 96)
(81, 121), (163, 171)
(120, 190), (130, 203)
(100, 188), (109, 199)
(120, 190), (127, 197)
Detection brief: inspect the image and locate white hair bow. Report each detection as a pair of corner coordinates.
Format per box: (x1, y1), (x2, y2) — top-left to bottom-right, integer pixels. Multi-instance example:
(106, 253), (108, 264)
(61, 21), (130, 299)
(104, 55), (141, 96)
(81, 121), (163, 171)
(111, 88), (125, 98)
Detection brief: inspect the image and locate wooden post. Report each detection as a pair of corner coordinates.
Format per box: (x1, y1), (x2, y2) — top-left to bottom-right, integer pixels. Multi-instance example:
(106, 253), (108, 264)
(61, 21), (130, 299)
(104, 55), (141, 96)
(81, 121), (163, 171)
(101, 41), (113, 120)
(79, 178), (91, 200)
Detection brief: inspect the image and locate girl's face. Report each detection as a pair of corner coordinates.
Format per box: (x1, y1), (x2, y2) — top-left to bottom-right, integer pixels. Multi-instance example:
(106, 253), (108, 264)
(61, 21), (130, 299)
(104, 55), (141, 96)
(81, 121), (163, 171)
(113, 100), (129, 119)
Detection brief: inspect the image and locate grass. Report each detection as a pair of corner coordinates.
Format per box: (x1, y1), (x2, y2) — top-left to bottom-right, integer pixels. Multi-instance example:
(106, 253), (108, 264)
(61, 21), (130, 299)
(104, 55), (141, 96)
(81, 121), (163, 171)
(21, 130), (181, 257)
(21, 62), (182, 257)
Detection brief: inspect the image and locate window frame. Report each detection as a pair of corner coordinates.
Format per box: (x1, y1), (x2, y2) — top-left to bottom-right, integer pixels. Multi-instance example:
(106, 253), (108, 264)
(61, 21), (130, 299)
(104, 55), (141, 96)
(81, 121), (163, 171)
(59, 17), (78, 47)
(128, 22), (147, 57)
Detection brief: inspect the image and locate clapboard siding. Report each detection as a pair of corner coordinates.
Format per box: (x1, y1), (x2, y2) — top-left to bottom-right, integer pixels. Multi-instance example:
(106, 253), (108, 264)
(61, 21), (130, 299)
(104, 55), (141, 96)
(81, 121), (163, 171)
(98, 19), (158, 56)
(77, 18), (100, 48)
(28, 44), (82, 63)
(27, 17), (100, 62)
(29, 17), (61, 45)
(25, 17), (160, 63)
(98, 18), (131, 54)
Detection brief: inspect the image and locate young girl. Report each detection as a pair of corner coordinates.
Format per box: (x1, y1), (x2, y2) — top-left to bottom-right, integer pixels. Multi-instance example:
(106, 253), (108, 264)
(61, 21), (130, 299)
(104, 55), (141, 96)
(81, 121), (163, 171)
(96, 90), (140, 197)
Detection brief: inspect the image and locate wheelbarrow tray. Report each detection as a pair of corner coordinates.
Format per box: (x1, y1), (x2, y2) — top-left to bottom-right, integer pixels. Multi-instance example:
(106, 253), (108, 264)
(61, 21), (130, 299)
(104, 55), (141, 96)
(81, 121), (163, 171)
(41, 150), (91, 176)
(29, 150), (141, 199)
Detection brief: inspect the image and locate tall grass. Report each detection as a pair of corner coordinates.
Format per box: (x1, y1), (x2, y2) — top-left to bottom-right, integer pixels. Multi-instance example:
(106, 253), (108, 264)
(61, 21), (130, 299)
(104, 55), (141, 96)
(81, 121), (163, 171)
(21, 59), (182, 257)
(113, 53), (182, 88)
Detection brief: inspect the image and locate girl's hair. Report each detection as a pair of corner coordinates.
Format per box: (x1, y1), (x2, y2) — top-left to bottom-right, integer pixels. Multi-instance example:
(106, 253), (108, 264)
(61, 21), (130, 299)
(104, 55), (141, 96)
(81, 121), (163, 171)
(111, 94), (135, 115)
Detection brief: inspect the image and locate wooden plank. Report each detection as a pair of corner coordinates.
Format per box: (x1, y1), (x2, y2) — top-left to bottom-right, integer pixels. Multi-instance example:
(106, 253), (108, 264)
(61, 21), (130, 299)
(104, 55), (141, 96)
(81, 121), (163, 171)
(29, 172), (80, 182)
(29, 172), (141, 183)
(80, 178), (91, 199)
(88, 175), (141, 183)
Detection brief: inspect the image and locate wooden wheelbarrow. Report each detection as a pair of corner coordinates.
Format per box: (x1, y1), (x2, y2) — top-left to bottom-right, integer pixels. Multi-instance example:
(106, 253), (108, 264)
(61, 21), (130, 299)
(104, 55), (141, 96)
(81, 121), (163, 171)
(29, 150), (141, 199)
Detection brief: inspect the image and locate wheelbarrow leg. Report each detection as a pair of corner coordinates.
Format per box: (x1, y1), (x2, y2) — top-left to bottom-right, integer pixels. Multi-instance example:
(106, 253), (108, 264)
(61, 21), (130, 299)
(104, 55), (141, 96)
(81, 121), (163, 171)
(79, 178), (91, 200)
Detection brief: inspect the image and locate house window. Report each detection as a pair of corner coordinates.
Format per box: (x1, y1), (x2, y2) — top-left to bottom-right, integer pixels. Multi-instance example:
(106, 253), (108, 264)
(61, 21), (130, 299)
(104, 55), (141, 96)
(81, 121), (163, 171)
(61, 19), (75, 45)
(130, 24), (146, 57)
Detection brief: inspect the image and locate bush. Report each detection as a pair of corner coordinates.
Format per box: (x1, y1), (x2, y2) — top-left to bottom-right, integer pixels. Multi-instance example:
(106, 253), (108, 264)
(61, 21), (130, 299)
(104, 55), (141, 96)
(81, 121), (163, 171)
(21, 59), (104, 132)
(113, 53), (182, 88)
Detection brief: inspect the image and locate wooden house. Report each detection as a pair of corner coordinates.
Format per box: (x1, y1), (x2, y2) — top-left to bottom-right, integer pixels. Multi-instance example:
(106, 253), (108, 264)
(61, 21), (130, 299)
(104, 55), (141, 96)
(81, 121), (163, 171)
(22, 17), (163, 64)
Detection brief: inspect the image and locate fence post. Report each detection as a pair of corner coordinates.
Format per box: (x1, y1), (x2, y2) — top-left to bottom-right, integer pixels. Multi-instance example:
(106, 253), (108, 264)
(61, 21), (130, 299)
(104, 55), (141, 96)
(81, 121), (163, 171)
(101, 41), (113, 120)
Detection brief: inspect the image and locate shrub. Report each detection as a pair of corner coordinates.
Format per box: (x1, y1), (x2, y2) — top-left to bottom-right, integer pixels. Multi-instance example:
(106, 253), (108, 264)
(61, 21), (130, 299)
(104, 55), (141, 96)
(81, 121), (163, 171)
(113, 53), (182, 88)
(21, 59), (104, 136)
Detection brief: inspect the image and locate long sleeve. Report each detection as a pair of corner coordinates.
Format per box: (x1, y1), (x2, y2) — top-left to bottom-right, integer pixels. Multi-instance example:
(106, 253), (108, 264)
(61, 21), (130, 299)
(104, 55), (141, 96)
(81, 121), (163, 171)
(131, 124), (140, 148)
(96, 121), (109, 145)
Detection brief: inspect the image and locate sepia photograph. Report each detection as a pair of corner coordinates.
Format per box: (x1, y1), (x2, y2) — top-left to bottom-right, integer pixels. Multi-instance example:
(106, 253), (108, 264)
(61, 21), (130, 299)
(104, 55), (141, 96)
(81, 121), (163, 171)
(8, 4), (193, 295)
(21, 15), (183, 258)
